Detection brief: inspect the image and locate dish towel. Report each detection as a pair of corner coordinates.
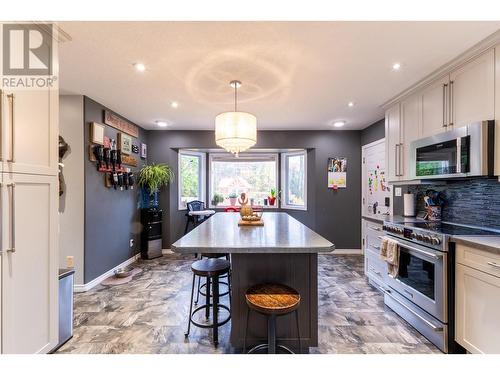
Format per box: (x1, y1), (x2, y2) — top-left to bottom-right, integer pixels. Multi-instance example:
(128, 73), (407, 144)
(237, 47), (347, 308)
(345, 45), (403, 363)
(385, 239), (400, 278)
(379, 237), (389, 260)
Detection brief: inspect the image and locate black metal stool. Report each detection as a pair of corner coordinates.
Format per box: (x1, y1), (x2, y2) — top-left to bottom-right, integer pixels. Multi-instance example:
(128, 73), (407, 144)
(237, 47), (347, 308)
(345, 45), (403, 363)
(194, 253), (231, 305)
(244, 283), (301, 354)
(185, 258), (231, 346)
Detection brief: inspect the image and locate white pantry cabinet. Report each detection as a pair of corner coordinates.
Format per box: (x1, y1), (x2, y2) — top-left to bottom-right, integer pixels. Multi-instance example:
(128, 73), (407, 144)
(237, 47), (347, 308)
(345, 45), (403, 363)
(1, 173), (59, 354)
(0, 87), (58, 176)
(495, 46), (500, 176)
(455, 244), (500, 354)
(449, 49), (495, 130)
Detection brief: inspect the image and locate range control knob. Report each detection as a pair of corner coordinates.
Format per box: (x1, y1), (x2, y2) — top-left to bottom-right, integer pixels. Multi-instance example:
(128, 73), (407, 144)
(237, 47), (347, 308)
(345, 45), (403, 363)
(416, 234), (423, 241)
(423, 235), (432, 243)
(411, 233), (417, 239)
(431, 237), (441, 245)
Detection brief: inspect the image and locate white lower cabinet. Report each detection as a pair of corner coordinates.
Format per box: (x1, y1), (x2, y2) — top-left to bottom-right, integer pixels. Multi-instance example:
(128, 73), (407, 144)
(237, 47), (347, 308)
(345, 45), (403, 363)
(1, 173), (58, 353)
(455, 244), (500, 354)
(363, 220), (387, 291)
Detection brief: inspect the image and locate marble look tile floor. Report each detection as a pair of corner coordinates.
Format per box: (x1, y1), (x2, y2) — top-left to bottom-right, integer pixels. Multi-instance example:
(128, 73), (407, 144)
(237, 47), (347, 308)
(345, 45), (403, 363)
(57, 254), (441, 354)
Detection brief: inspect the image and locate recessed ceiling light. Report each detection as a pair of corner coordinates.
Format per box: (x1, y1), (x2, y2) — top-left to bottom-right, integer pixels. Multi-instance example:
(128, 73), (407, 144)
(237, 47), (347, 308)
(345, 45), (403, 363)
(392, 62), (401, 71)
(156, 121), (168, 127)
(134, 63), (146, 72)
(171, 101), (179, 109)
(348, 101), (355, 107)
(333, 121), (346, 128)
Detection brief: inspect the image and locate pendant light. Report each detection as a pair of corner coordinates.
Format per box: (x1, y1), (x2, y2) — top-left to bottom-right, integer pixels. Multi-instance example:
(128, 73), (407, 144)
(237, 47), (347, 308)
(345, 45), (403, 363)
(215, 80), (257, 155)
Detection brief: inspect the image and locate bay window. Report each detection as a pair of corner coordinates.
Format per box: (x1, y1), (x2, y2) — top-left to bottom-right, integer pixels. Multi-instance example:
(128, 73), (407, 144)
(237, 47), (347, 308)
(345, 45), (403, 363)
(209, 153), (278, 207)
(178, 150), (206, 209)
(281, 150), (307, 210)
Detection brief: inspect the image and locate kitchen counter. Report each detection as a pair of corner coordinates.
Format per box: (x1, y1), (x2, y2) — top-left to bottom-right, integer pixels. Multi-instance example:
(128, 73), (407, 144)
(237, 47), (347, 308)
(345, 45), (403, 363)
(451, 235), (500, 255)
(172, 212), (334, 253)
(172, 211), (333, 352)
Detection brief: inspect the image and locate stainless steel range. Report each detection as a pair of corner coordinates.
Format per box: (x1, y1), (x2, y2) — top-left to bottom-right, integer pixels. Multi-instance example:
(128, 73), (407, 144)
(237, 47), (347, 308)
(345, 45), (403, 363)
(382, 220), (499, 353)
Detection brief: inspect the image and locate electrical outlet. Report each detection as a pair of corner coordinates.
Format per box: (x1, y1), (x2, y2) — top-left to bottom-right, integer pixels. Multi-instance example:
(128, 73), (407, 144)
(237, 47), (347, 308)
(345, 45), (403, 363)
(66, 256), (74, 268)
(395, 187), (402, 197)
(129, 239), (134, 248)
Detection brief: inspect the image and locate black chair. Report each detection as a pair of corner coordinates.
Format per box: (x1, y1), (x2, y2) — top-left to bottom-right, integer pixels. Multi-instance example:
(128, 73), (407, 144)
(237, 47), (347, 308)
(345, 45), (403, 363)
(185, 258), (231, 347)
(184, 200), (214, 234)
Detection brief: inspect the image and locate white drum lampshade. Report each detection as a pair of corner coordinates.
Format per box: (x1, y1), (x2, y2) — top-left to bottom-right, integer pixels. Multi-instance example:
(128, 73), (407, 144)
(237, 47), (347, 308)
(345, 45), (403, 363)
(215, 111), (257, 155)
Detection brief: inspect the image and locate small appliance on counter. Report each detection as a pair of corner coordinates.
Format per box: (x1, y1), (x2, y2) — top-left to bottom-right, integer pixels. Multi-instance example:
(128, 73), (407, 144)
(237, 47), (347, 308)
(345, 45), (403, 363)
(403, 192), (415, 217)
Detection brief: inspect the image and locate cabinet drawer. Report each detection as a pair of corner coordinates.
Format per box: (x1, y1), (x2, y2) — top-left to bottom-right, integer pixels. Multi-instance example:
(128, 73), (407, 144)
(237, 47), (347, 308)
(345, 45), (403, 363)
(365, 222), (384, 238)
(456, 244), (500, 279)
(366, 231), (383, 254)
(366, 248), (387, 286)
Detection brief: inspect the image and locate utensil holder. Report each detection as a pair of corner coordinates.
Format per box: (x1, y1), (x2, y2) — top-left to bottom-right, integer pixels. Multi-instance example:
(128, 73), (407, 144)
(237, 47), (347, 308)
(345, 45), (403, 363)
(426, 205), (441, 221)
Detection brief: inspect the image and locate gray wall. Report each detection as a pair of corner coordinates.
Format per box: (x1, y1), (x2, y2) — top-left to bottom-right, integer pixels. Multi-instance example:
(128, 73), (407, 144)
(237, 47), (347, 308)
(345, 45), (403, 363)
(59, 95), (85, 285)
(147, 130), (362, 250)
(83, 97), (148, 283)
(361, 118), (385, 146)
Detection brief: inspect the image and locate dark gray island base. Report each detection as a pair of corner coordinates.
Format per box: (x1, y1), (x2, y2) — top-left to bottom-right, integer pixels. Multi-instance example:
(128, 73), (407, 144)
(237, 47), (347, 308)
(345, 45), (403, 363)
(171, 212), (334, 352)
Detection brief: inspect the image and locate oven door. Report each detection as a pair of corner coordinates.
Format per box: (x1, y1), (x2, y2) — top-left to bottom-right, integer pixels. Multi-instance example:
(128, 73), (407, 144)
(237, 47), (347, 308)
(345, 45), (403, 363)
(386, 237), (447, 322)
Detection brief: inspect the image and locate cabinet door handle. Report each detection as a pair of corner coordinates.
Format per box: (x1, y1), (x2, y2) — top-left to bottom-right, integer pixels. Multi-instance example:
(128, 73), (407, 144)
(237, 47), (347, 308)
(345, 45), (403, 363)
(7, 93), (15, 163)
(6, 183), (15, 253)
(442, 83), (448, 128)
(369, 226), (381, 232)
(487, 261), (500, 269)
(399, 143), (404, 177)
(394, 144), (398, 176)
(449, 81), (454, 127)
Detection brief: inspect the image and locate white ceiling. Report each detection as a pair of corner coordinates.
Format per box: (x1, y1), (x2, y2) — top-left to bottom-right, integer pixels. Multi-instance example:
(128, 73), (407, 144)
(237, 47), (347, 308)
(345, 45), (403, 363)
(59, 21), (500, 131)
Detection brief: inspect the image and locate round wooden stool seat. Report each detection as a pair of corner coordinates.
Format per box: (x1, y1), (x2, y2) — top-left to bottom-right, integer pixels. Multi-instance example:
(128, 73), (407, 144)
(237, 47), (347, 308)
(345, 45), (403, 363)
(201, 253), (228, 259)
(245, 283), (300, 315)
(191, 258), (230, 277)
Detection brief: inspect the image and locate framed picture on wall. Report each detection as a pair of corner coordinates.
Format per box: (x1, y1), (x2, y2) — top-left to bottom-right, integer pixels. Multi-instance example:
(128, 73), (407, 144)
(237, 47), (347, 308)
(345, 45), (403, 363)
(90, 122), (105, 145)
(140, 143), (147, 159)
(118, 132), (132, 155)
(328, 157), (347, 188)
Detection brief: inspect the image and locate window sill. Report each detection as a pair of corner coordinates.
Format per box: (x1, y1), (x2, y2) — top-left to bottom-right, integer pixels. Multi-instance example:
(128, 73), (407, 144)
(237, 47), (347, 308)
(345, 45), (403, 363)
(281, 206), (307, 211)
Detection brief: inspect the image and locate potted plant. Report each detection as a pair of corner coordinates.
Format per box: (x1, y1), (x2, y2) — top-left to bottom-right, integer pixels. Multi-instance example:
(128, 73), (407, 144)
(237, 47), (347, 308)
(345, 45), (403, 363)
(228, 192), (238, 206)
(212, 193), (224, 207)
(268, 188), (277, 206)
(138, 163), (174, 208)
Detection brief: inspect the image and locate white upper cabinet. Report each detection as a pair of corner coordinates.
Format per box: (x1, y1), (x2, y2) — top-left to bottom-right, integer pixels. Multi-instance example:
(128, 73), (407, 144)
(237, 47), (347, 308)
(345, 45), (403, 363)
(400, 93), (422, 180)
(385, 103), (401, 182)
(421, 75), (450, 138)
(450, 49), (495, 129)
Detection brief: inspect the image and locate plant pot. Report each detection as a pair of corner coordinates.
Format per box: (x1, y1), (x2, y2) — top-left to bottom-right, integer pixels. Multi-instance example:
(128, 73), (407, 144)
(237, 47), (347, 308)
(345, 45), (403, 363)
(140, 186), (159, 209)
(268, 197), (276, 206)
(229, 197), (237, 206)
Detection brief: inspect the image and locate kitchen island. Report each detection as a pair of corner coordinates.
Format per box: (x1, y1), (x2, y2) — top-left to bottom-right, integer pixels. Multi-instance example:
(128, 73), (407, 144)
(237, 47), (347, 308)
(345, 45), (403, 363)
(171, 212), (334, 352)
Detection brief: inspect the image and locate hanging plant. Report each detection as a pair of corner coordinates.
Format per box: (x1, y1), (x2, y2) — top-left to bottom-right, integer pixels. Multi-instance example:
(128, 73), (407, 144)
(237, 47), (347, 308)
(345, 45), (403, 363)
(138, 163), (174, 195)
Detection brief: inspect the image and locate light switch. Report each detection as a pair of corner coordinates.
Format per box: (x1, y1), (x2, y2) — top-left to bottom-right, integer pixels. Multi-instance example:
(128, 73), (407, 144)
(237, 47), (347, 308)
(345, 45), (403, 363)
(395, 187), (402, 197)
(66, 256), (74, 268)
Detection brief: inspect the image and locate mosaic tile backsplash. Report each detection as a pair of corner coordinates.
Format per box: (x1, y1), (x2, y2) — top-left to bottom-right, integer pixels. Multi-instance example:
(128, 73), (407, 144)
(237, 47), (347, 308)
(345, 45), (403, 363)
(401, 178), (500, 230)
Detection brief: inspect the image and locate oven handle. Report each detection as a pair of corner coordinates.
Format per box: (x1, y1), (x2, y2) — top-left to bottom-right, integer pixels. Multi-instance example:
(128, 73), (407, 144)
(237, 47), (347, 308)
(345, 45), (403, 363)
(393, 239), (443, 259)
(386, 289), (444, 332)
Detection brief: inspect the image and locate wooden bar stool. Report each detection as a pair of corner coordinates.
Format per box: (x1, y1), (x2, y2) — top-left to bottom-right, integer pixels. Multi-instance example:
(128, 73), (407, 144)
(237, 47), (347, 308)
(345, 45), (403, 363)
(185, 258), (231, 347)
(244, 283), (301, 354)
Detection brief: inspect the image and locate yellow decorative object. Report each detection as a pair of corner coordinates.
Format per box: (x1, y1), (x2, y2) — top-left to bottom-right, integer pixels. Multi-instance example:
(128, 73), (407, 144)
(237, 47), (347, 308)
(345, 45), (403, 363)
(240, 204), (253, 218)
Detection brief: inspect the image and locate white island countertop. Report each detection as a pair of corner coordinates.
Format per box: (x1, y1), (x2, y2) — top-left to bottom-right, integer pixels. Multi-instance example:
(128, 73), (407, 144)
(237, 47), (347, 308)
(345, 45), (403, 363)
(171, 212), (335, 254)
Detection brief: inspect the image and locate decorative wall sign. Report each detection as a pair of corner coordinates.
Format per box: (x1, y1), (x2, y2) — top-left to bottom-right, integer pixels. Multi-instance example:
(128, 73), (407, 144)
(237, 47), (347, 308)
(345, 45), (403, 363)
(90, 122), (105, 145)
(103, 136), (111, 149)
(103, 110), (139, 138)
(131, 144), (139, 154)
(118, 132), (132, 155)
(121, 154), (138, 167)
(328, 157), (347, 189)
(140, 143), (147, 159)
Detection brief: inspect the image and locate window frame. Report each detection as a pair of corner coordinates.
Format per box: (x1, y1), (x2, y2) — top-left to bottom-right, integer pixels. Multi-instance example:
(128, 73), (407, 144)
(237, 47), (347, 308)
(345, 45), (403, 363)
(208, 152), (279, 209)
(281, 150), (308, 211)
(178, 150), (206, 210)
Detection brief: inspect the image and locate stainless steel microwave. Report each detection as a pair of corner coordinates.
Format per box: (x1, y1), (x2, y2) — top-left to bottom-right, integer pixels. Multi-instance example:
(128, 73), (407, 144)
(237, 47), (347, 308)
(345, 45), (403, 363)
(410, 121), (495, 179)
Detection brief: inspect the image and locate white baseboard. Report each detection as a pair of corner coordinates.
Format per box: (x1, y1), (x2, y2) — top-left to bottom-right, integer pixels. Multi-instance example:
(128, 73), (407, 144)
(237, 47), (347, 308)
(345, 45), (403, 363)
(74, 253), (141, 293)
(327, 248), (363, 255)
(162, 248), (174, 254)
